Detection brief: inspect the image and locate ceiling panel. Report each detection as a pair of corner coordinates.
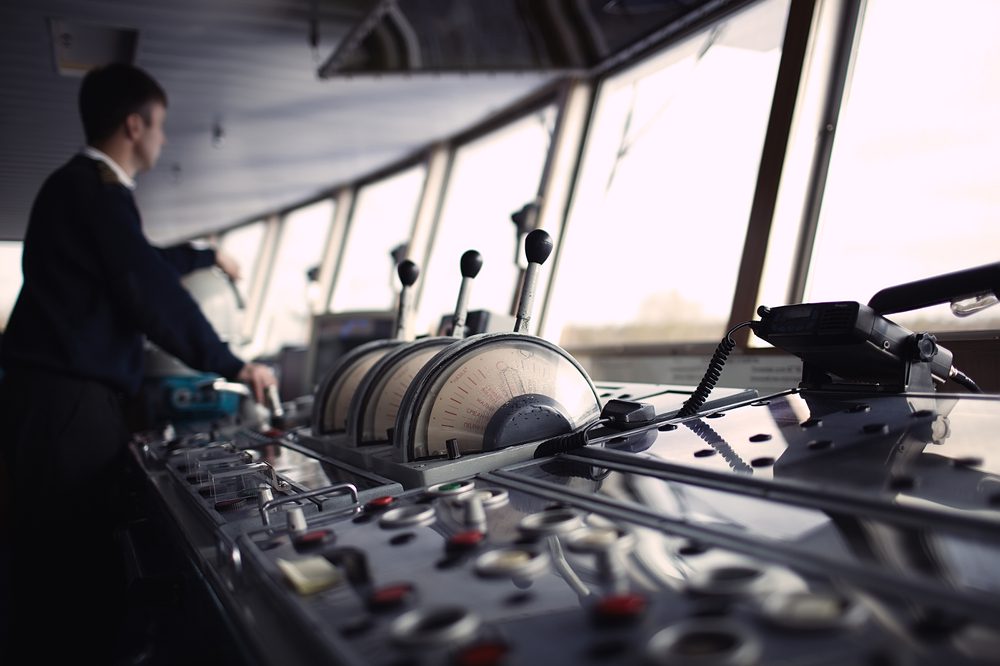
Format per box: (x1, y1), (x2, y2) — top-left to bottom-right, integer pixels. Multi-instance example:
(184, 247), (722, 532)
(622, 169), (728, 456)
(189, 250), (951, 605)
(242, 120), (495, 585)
(0, 0), (556, 242)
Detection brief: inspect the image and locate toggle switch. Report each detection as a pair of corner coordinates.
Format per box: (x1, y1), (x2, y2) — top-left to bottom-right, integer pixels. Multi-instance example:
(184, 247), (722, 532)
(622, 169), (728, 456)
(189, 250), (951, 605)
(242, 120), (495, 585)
(567, 526), (636, 596)
(286, 505), (307, 534)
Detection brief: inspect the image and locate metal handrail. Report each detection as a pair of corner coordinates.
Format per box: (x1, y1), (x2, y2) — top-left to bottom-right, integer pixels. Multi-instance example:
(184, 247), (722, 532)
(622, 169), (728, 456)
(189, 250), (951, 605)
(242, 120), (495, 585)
(259, 482), (359, 526)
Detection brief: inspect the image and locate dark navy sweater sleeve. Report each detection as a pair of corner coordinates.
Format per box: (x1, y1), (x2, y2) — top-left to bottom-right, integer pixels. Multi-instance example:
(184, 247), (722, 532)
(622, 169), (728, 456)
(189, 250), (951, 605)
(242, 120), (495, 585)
(157, 243), (217, 276)
(1, 156), (244, 394)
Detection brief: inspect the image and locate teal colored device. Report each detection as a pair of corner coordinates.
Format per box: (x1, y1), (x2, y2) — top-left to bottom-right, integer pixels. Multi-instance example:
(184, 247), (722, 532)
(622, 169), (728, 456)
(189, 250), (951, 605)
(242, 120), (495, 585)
(140, 372), (241, 425)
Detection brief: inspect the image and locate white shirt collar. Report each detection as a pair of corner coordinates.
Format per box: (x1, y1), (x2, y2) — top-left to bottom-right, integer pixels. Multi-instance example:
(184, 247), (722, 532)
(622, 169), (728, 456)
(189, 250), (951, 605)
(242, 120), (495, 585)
(82, 146), (136, 190)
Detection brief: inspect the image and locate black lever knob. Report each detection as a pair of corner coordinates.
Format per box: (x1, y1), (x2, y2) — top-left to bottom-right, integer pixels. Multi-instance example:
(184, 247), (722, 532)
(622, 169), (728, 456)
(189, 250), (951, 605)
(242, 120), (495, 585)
(524, 229), (553, 265)
(397, 260), (419, 287)
(460, 250), (483, 279)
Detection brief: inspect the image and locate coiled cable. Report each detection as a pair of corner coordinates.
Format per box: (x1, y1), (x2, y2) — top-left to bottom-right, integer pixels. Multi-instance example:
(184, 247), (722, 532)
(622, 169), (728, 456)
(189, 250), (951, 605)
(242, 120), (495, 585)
(683, 417), (752, 473)
(676, 321), (753, 419)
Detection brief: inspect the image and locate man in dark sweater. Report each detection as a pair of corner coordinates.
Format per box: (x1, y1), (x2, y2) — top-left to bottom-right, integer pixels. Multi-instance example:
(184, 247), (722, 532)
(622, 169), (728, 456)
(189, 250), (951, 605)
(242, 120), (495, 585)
(0, 63), (275, 661)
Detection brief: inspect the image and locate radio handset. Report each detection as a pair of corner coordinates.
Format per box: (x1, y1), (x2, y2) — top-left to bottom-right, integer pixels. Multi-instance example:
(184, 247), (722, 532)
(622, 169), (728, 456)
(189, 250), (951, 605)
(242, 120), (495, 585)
(752, 302), (953, 392)
(751, 262), (1000, 392)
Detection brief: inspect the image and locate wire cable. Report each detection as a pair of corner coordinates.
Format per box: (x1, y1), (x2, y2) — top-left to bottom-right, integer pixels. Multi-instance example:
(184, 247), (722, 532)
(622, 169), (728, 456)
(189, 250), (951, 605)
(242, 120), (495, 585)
(676, 321), (754, 419)
(534, 418), (611, 458)
(949, 366), (982, 393)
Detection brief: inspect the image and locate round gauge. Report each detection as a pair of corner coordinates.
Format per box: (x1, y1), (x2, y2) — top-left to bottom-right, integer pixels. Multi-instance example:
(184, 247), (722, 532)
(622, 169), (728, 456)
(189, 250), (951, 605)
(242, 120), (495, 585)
(370, 344), (450, 441)
(346, 337), (454, 445)
(393, 333), (602, 461)
(311, 339), (402, 434)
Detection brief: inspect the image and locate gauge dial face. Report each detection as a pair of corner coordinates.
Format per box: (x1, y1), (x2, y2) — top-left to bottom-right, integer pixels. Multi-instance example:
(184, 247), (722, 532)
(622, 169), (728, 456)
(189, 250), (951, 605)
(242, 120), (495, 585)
(323, 348), (393, 432)
(406, 336), (600, 459)
(367, 345), (448, 441)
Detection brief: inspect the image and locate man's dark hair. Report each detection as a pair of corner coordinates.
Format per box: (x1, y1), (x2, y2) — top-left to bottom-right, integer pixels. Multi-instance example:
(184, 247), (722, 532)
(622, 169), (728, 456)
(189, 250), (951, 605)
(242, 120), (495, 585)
(78, 63), (168, 145)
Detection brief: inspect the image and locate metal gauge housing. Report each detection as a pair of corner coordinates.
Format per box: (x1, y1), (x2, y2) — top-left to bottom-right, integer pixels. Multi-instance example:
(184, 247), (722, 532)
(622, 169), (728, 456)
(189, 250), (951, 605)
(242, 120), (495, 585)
(392, 333), (602, 462)
(346, 337), (454, 446)
(311, 339), (403, 434)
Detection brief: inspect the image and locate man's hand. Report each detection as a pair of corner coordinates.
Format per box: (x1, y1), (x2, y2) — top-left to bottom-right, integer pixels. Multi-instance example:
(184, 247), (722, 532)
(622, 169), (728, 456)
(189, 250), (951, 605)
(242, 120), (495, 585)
(237, 362), (277, 404)
(215, 250), (242, 281)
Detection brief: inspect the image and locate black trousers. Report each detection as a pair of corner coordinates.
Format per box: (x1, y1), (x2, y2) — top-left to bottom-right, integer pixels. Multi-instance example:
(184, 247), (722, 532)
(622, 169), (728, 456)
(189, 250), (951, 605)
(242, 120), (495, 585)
(1, 369), (132, 663)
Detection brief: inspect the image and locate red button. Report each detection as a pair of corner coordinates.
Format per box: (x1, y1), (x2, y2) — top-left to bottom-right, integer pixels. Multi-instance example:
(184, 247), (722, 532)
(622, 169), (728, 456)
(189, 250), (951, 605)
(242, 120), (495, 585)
(294, 529), (332, 547)
(594, 594), (647, 624)
(366, 496), (396, 510)
(369, 583), (414, 610)
(448, 530), (485, 550)
(454, 641), (509, 666)
(264, 427), (284, 438)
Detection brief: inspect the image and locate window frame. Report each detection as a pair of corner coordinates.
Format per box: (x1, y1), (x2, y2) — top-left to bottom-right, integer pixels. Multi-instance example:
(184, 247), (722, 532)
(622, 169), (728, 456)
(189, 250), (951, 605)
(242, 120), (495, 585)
(174, 0), (1000, 392)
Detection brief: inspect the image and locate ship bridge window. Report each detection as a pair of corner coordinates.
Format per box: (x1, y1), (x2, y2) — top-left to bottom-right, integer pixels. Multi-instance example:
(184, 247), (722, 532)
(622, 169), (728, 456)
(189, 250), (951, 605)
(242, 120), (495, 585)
(329, 165), (426, 313)
(0, 241), (23, 332)
(541, 0), (791, 349)
(761, 0), (1000, 334)
(218, 219), (267, 343)
(252, 199), (334, 356)
(414, 105), (557, 337)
